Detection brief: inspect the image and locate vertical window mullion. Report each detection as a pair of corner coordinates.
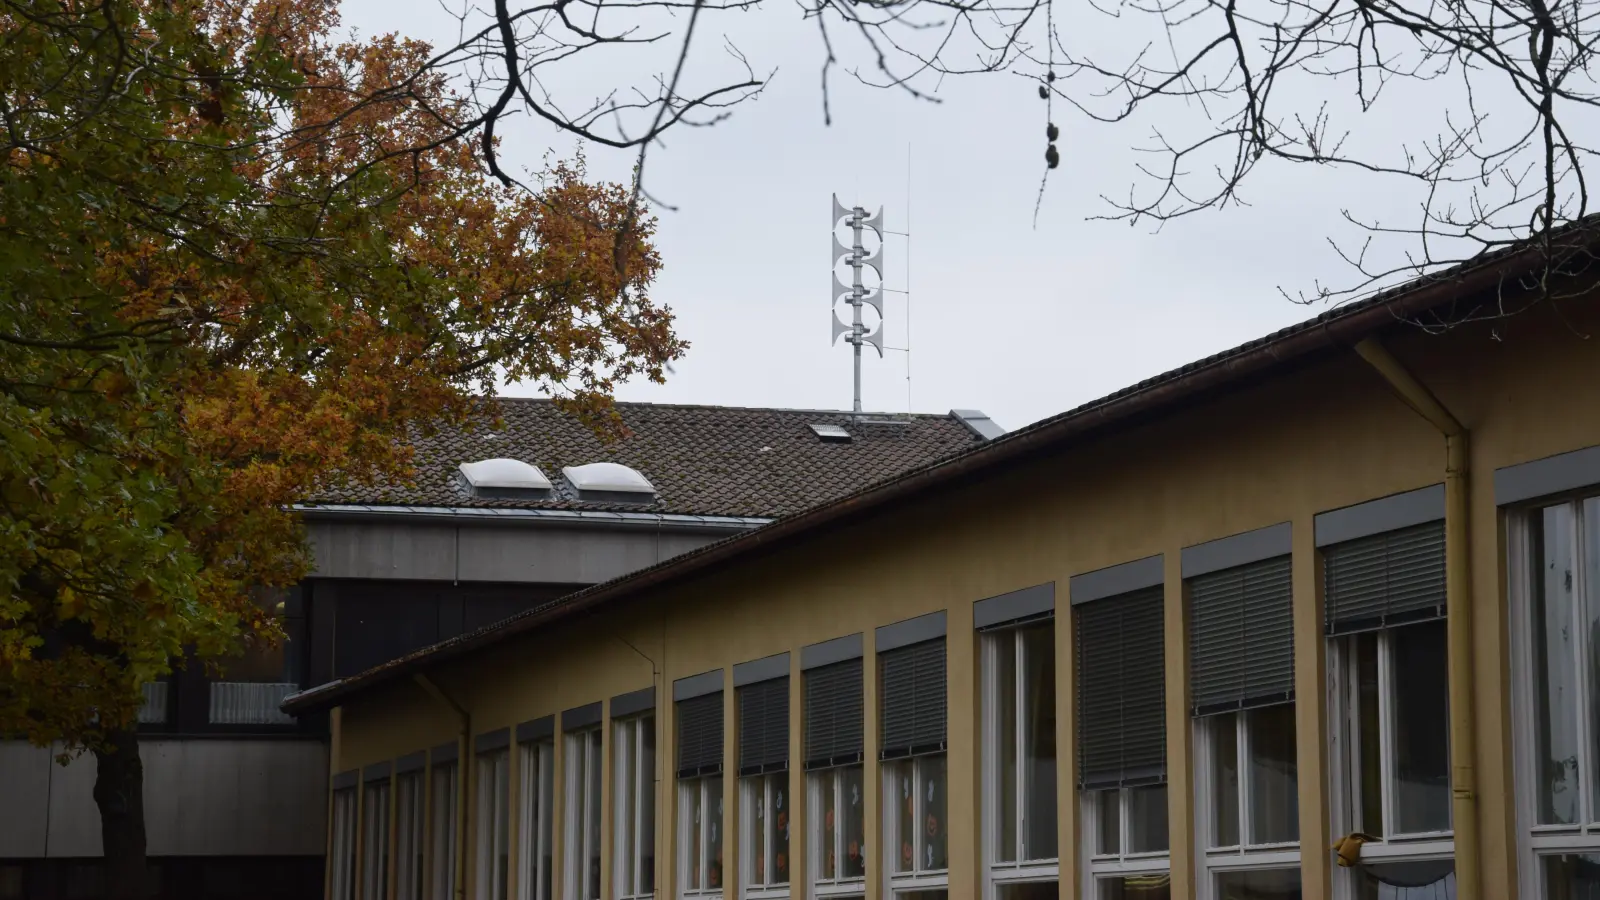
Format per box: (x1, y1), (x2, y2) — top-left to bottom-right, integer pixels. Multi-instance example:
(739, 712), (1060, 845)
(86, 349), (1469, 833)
(1014, 630), (1028, 863)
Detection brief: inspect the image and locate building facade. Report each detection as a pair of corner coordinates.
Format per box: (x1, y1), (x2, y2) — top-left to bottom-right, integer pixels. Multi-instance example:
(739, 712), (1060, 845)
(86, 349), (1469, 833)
(0, 403), (993, 900)
(293, 252), (1600, 900)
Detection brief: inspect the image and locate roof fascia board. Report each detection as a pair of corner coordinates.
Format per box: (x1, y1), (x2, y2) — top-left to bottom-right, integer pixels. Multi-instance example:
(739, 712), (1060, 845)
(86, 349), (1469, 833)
(294, 503), (771, 534)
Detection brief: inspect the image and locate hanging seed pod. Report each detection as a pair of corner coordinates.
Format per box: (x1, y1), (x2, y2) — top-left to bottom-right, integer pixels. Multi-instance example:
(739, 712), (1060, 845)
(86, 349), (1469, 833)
(1047, 123), (1060, 142)
(1038, 84), (1048, 99)
(1047, 70), (1057, 82)
(1045, 143), (1060, 169)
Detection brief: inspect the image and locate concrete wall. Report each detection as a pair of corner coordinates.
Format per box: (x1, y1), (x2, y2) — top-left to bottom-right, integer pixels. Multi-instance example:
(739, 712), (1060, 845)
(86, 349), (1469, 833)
(332, 302), (1600, 900)
(308, 520), (735, 583)
(0, 738), (328, 858)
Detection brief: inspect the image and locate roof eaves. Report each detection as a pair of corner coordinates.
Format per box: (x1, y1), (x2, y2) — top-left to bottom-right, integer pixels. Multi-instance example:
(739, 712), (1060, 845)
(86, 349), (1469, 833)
(281, 222), (1600, 716)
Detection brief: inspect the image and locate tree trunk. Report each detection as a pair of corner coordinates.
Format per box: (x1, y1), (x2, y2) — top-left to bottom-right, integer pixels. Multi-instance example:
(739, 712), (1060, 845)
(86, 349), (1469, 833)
(93, 726), (150, 900)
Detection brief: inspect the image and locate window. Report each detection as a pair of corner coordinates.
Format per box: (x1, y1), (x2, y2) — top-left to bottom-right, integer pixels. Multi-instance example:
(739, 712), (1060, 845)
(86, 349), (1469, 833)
(1188, 556), (1300, 896)
(981, 620), (1058, 897)
(564, 728), (603, 900)
(397, 771), (426, 900)
(477, 748), (511, 900)
(362, 777), (391, 900)
(519, 739), (555, 900)
(1076, 587), (1170, 900)
(210, 589), (302, 725)
(805, 657), (866, 899)
(332, 786), (357, 900)
(679, 691), (725, 897)
(738, 677), (789, 898)
(432, 761), (460, 900)
(879, 638), (947, 898)
(1514, 499), (1600, 899)
(616, 715), (658, 900)
(1328, 521), (1454, 896)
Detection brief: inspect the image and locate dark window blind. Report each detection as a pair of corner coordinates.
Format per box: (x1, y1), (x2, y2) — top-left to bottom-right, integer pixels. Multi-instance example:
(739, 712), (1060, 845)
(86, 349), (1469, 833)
(676, 692), (723, 778)
(878, 639), (946, 759)
(1188, 555), (1295, 717)
(803, 658), (863, 769)
(738, 677), (789, 775)
(1325, 521), (1446, 635)
(1076, 587), (1166, 790)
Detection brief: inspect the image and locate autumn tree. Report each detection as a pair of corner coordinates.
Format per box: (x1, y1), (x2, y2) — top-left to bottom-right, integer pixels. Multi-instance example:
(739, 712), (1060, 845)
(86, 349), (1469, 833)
(0, 1), (682, 894)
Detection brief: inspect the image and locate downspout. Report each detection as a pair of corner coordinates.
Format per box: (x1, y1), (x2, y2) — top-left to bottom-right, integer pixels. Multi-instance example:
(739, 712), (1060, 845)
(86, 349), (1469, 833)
(1353, 337), (1478, 900)
(416, 673), (471, 900)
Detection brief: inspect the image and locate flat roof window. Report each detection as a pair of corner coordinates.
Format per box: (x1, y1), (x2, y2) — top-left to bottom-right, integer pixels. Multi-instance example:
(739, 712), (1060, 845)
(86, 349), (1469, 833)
(563, 462), (656, 501)
(458, 458), (553, 498)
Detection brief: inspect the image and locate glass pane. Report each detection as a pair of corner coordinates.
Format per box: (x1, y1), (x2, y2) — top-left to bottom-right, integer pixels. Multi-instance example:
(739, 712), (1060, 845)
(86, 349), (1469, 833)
(621, 739), (637, 894)
(540, 750), (554, 900)
(997, 883), (1061, 900)
(1021, 623), (1058, 861)
(747, 777), (765, 886)
(997, 632), (1019, 863)
(1392, 621), (1451, 834)
(1587, 498), (1600, 819)
(842, 765), (865, 878)
(1217, 869), (1301, 899)
(586, 736), (601, 900)
(708, 777), (725, 892)
(1094, 788), (1120, 855)
(822, 768), (839, 879)
(687, 781), (702, 890)
(1247, 703), (1299, 844)
(1211, 712), (1240, 848)
(1533, 503), (1582, 825)
(497, 754), (510, 900)
(1353, 860), (1455, 900)
(921, 754), (948, 871)
(892, 758), (915, 874)
(1100, 874), (1172, 899)
(1127, 784), (1169, 854)
(1355, 632), (1384, 838)
(1543, 853), (1600, 898)
(772, 773), (791, 884)
(640, 722), (655, 895)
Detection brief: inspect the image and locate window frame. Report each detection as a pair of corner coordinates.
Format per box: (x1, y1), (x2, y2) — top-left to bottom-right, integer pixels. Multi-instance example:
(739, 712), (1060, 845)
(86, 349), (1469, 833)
(678, 773), (725, 899)
(739, 771), (790, 899)
(431, 761), (461, 900)
(1078, 786), (1170, 900)
(615, 715), (658, 900)
(1327, 625), (1456, 878)
(1511, 498), (1600, 899)
(806, 764), (866, 899)
(362, 777), (392, 900)
(1191, 711), (1301, 899)
(331, 786), (358, 900)
(980, 623), (1059, 898)
(397, 770), (426, 900)
(564, 728), (604, 900)
(476, 749), (511, 900)
(518, 738), (556, 900)
(880, 752), (950, 897)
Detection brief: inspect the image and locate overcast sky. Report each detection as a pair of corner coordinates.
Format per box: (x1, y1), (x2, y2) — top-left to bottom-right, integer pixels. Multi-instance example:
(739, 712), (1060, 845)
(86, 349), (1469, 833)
(342, 0), (1433, 433)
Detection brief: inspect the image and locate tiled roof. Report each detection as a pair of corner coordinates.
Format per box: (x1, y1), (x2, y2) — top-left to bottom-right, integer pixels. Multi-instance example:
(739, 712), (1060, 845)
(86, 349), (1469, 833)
(305, 401), (990, 519)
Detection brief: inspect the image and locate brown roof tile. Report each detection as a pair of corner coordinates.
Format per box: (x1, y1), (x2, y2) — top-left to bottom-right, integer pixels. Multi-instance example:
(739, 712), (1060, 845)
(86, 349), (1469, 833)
(306, 400), (990, 518)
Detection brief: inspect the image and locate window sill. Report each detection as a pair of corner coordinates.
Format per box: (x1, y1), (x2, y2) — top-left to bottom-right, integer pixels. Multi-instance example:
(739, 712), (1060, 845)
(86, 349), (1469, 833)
(1354, 837), (1454, 861)
(1087, 855), (1171, 876)
(990, 862), (1061, 883)
(743, 887), (790, 900)
(813, 879), (866, 898)
(1202, 847), (1301, 870)
(887, 873), (949, 893)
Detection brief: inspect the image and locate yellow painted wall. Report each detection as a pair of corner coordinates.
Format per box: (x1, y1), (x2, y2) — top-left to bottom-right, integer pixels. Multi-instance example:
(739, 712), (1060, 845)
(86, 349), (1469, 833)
(330, 300), (1600, 900)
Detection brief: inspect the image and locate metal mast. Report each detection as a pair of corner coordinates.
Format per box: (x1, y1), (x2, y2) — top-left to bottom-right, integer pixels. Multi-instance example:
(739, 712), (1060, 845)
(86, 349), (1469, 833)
(831, 195), (885, 414)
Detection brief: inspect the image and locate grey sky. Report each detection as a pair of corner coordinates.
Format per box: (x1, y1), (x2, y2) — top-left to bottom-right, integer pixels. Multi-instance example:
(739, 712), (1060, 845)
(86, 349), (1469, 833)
(342, 0), (1431, 432)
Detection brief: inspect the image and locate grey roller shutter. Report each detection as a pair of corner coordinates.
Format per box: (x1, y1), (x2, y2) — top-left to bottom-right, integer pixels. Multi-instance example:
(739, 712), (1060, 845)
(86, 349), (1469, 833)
(738, 677), (789, 775)
(677, 692), (723, 778)
(804, 658), (863, 769)
(878, 639), (946, 759)
(1076, 587), (1165, 790)
(1188, 555), (1295, 717)
(1325, 521), (1446, 635)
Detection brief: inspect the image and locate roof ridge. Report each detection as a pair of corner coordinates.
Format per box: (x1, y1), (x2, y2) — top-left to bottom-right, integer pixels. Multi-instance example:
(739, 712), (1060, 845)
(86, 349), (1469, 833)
(489, 396), (958, 419)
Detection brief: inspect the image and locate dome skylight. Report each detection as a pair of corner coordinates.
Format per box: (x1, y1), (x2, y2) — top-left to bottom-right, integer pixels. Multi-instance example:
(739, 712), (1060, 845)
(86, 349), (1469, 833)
(458, 458), (554, 494)
(562, 462), (656, 499)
